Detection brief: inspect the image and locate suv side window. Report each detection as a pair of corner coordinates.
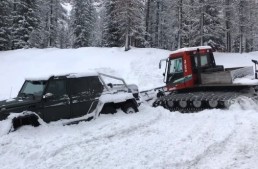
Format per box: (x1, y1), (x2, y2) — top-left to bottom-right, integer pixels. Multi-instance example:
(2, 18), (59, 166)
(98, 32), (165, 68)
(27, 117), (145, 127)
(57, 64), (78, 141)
(70, 78), (90, 98)
(45, 80), (67, 98)
(70, 77), (103, 100)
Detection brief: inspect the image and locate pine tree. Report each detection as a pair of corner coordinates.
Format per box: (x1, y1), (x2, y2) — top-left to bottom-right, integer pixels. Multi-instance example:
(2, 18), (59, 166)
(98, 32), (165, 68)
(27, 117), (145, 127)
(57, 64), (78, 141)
(71, 0), (96, 48)
(145, 0), (186, 50)
(0, 0), (11, 51)
(101, 0), (146, 51)
(102, 0), (122, 47)
(11, 0), (40, 49)
(224, 0), (233, 52)
(202, 0), (224, 48)
(37, 0), (67, 48)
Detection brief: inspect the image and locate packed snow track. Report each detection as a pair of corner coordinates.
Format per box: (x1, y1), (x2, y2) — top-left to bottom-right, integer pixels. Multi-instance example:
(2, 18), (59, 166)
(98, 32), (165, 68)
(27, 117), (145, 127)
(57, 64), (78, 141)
(1, 101), (258, 169)
(1, 47), (258, 168)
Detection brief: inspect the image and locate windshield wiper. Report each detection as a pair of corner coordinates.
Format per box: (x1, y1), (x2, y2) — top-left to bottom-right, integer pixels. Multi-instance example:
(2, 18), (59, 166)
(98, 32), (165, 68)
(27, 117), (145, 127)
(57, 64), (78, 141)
(19, 93), (35, 99)
(20, 92), (27, 98)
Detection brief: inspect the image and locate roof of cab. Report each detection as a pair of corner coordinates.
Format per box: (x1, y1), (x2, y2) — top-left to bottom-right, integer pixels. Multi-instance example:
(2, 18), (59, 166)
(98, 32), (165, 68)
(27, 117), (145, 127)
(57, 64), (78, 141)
(170, 46), (212, 55)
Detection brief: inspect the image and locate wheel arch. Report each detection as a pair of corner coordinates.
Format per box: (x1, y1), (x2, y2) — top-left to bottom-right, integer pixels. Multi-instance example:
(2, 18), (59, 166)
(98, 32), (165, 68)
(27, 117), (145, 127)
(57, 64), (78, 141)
(12, 113), (40, 131)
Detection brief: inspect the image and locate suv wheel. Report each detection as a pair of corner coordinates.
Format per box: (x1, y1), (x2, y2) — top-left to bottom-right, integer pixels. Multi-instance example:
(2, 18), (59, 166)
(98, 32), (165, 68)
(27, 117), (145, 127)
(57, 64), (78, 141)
(12, 115), (40, 130)
(122, 102), (137, 114)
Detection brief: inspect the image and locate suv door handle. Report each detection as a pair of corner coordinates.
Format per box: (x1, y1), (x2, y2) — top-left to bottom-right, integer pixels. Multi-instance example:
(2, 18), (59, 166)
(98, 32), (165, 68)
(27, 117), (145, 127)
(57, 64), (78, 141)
(65, 99), (70, 105)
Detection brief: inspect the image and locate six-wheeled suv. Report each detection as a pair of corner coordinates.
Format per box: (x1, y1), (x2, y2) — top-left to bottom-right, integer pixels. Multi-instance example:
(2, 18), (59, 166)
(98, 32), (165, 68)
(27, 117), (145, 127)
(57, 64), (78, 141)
(0, 72), (139, 130)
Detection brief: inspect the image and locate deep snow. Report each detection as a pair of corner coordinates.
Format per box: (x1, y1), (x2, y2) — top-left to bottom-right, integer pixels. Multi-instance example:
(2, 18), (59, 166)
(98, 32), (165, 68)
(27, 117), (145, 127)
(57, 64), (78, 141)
(1, 47), (258, 169)
(0, 47), (170, 100)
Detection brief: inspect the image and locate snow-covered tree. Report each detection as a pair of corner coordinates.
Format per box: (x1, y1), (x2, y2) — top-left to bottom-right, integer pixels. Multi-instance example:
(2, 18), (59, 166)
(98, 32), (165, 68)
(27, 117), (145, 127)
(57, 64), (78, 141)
(0, 0), (11, 51)
(71, 0), (96, 48)
(102, 0), (146, 51)
(11, 0), (40, 49)
(101, 0), (124, 47)
(38, 0), (68, 48)
(1, 0), (258, 52)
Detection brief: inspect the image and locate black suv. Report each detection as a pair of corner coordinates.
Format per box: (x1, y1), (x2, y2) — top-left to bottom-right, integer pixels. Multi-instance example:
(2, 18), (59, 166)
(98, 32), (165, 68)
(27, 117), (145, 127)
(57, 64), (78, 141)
(0, 73), (139, 130)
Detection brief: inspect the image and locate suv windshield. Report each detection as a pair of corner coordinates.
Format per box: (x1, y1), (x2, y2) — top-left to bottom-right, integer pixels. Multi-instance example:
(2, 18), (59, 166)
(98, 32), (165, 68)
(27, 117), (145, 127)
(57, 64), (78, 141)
(20, 81), (47, 97)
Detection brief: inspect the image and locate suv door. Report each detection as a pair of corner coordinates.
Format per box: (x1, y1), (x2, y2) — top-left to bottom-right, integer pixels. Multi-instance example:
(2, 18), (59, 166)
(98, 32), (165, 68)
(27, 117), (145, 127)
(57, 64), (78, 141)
(70, 76), (103, 118)
(43, 79), (70, 122)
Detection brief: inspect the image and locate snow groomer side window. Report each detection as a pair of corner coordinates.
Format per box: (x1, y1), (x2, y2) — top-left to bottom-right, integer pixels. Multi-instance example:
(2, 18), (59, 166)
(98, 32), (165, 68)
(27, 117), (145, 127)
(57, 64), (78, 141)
(194, 54), (209, 67)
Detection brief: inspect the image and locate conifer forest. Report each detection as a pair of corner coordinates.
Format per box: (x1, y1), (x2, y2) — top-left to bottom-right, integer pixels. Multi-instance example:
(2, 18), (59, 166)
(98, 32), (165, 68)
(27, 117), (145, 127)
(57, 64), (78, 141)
(0, 0), (258, 52)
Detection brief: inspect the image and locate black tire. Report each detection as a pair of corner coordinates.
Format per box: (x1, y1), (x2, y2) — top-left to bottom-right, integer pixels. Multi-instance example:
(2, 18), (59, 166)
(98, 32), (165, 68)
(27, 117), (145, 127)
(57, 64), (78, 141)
(12, 115), (40, 131)
(122, 101), (138, 114)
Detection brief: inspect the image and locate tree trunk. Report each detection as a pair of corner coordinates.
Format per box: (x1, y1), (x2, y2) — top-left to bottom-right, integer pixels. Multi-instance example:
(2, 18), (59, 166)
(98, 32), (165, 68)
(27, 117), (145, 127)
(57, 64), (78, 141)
(200, 0), (204, 46)
(178, 0), (182, 49)
(125, 27), (130, 51)
(239, 33), (243, 53)
(225, 0), (231, 52)
(145, 0), (150, 43)
(125, 0), (130, 51)
(155, 0), (160, 47)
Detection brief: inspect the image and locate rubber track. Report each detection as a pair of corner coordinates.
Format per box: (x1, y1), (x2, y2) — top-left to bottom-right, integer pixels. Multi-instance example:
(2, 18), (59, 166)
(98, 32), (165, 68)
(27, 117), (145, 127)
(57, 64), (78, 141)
(153, 90), (256, 113)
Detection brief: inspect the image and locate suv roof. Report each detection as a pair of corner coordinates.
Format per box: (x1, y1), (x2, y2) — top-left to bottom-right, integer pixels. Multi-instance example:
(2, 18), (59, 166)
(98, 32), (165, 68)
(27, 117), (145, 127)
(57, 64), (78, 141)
(26, 72), (99, 81)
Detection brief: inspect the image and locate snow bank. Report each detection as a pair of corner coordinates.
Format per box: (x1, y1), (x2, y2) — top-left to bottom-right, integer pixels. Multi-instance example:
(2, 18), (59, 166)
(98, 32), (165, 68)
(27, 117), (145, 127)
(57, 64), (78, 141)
(1, 102), (258, 169)
(1, 47), (258, 169)
(0, 47), (170, 100)
(233, 75), (258, 85)
(215, 52), (258, 68)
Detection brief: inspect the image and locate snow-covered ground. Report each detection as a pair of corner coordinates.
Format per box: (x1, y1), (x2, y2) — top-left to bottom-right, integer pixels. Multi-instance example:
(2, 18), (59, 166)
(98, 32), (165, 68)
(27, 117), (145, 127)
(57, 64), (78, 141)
(0, 47), (170, 100)
(1, 47), (258, 169)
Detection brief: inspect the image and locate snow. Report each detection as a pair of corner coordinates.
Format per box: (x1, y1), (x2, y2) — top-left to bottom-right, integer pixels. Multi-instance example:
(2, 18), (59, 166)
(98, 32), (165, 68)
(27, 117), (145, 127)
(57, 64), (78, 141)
(62, 3), (72, 16)
(233, 75), (258, 85)
(67, 72), (99, 78)
(100, 92), (134, 103)
(1, 103), (258, 169)
(25, 72), (99, 81)
(25, 76), (51, 81)
(170, 46), (212, 54)
(5, 98), (15, 102)
(0, 47), (170, 100)
(1, 47), (258, 169)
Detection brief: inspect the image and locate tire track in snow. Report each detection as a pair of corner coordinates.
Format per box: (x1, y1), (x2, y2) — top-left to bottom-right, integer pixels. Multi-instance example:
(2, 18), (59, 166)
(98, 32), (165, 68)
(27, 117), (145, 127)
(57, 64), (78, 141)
(160, 110), (238, 169)
(17, 107), (164, 169)
(2, 106), (258, 169)
(171, 111), (258, 169)
(173, 127), (237, 169)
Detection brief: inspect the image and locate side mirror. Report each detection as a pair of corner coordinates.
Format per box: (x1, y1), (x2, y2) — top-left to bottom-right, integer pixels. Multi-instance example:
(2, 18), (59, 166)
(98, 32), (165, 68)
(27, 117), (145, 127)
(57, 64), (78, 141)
(43, 93), (54, 100)
(159, 59), (167, 69)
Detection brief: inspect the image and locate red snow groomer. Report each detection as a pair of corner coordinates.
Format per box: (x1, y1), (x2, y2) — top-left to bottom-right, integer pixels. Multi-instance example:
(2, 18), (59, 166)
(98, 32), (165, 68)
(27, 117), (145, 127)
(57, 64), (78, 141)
(152, 46), (258, 112)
